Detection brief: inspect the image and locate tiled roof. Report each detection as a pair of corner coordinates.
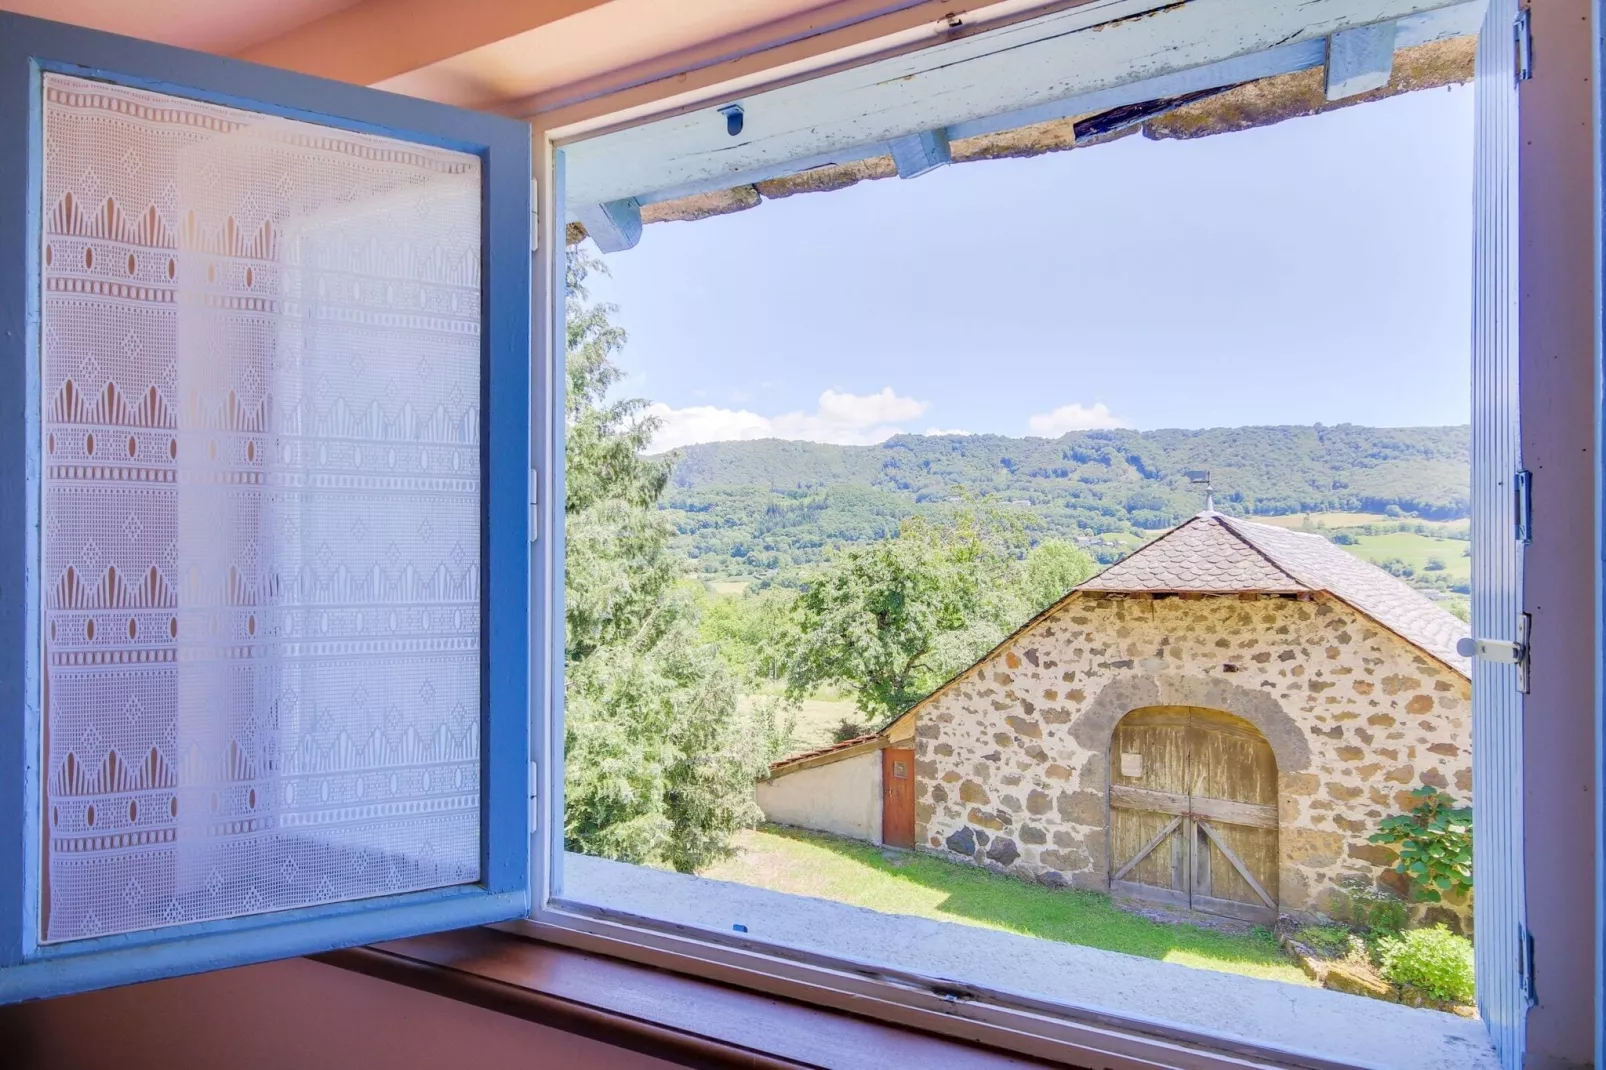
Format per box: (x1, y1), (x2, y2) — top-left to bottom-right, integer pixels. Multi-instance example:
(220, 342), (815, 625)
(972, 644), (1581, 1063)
(1077, 512), (1470, 675)
(767, 734), (880, 776)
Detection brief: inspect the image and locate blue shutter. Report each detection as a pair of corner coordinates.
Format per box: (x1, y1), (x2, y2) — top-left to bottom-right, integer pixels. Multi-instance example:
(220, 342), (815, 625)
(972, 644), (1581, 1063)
(1470, 0), (1527, 1063)
(0, 12), (531, 1003)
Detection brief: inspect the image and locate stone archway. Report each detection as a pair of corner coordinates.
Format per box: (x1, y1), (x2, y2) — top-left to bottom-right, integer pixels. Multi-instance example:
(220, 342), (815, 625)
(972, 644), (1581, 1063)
(1107, 705), (1281, 923)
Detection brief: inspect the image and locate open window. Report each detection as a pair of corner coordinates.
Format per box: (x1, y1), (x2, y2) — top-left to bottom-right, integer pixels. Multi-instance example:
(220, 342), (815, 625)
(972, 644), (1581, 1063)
(529, 0), (1525, 1066)
(0, 12), (532, 1002)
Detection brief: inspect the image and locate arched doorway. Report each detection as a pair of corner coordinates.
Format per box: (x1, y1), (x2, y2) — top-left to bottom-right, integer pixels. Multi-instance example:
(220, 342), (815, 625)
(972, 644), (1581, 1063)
(1108, 706), (1278, 924)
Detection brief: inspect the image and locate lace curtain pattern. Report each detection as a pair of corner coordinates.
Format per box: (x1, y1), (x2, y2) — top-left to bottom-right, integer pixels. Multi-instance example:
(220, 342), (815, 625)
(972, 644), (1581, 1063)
(40, 74), (483, 942)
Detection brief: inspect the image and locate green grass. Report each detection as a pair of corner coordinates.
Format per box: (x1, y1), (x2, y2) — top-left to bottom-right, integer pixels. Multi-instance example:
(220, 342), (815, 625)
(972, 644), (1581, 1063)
(700, 826), (1310, 985)
(1342, 532), (1471, 584)
(740, 691), (866, 751)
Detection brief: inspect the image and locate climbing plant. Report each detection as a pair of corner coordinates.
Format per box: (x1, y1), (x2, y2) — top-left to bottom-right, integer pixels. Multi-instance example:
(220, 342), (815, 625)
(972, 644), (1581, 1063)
(1368, 786), (1473, 903)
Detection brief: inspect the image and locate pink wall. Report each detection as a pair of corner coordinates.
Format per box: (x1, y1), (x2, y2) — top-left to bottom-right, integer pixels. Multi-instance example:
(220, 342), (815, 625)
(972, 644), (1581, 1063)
(0, 957), (675, 1070)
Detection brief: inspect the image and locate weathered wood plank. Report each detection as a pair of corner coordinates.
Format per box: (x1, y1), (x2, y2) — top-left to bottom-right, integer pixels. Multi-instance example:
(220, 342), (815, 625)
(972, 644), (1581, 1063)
(1112, 880), (1191, 910)
(1197, 820), (1278, 909)
(564, 0), (1482, 209)
(1191, 892), (1277, 925)
(1111, 816), (1182, 883)
(1326, 20), (1398, 99)
(1108, 784), (1278, 829)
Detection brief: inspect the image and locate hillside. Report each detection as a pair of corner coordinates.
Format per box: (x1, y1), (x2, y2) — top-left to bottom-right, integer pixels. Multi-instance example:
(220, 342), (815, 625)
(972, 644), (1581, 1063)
(658, 425), (1470, 581)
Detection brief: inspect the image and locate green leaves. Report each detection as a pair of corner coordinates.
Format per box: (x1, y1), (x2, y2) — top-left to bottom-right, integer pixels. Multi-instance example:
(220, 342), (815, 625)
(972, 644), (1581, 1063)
(563, 249), (789, 874)
(1374, 925), (1475, 1004)
(1368, 786), (1472, 903)
(783, 514), (1096, 721)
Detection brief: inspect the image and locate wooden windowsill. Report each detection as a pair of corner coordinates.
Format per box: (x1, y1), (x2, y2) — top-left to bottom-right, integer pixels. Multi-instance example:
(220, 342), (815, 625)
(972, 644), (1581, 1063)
(314, 927), (1057, 1070)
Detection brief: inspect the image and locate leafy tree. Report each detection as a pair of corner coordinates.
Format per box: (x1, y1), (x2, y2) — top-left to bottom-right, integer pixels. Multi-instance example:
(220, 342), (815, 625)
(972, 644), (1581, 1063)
(562, 250), (786, 872)
(1016, 539), (1098, 615)
(783, 517), (1091, 721)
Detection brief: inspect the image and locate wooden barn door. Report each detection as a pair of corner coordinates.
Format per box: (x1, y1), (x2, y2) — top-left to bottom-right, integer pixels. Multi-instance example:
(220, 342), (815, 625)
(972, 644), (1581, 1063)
(881, 748), (915, 848)
(1109, 708), (1278, 924)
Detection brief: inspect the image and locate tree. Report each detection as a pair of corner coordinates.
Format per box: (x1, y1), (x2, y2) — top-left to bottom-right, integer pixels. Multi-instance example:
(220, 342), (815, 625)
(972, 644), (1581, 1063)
(562, 250), (786, 872)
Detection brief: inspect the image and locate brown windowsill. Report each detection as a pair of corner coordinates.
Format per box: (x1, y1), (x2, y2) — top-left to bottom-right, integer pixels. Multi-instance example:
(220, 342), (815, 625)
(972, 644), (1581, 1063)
(314, 928), (1059, 1070)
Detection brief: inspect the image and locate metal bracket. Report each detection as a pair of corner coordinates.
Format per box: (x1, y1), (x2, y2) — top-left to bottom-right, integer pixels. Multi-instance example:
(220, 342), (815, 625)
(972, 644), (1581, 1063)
(1514, 7), (1533, 82)
(1514, 469), (1532, 544)
(530, 760), (540, 830)
(1456, 613), (1531, 692)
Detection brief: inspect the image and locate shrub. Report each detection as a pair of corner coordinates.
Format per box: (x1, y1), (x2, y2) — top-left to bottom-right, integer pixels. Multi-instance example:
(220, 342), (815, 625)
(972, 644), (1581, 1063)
(831, 719), (871, 743)
(1375, 925), (1475, 1004)
(1369, 786), (1473, 902)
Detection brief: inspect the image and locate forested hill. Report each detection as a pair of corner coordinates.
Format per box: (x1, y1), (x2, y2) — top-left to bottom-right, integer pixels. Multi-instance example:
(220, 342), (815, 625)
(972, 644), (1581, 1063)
(658, 425), (1470, 579)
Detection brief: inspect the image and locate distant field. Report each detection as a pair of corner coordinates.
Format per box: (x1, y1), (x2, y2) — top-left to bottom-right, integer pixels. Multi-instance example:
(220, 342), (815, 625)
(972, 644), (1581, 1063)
(706, 579), (750, 596)
(1343, 531), (1471, 584)
(1254, 512), (1470, 534)
(740, 691), (864, 752)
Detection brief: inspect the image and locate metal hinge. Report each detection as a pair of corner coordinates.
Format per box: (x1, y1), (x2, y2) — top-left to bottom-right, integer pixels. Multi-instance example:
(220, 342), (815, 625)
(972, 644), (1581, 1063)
(1514, 469), (1533, 543)
(530, 760), (539, 829)
(1514, 7), (1533, 82)
(530, 468), (539, 542)
(1517, 922), (1537, 1004)
(1456, 613), (1531, 692)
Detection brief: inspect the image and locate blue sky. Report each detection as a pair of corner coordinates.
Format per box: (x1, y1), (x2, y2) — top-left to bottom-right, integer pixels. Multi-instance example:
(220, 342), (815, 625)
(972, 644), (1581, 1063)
(584, 84), (1473, 451)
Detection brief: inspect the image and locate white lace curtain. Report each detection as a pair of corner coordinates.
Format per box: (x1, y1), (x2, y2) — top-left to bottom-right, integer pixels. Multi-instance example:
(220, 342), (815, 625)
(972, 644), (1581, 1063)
(40, 74), (483, 942)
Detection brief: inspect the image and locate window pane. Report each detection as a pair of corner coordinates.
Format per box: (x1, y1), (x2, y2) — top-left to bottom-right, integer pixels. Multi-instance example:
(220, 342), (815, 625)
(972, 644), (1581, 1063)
(40, 73), (482, 943)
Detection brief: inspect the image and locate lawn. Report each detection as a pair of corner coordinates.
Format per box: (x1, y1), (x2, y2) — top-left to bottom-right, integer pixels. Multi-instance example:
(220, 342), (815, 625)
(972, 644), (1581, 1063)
(1342, 531), (1471, 584)
(700, 825), (1310, 985)
(741, 688), (866, 750)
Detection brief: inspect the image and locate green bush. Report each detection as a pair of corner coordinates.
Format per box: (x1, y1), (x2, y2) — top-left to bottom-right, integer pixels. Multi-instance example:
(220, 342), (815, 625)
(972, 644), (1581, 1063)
(1369, 786), (1473, 902)
(1375, 925), (1475, 1004)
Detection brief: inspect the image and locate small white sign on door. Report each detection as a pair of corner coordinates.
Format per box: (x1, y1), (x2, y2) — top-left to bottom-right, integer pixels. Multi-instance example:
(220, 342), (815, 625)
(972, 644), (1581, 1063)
(1120, 752), (1144, 779)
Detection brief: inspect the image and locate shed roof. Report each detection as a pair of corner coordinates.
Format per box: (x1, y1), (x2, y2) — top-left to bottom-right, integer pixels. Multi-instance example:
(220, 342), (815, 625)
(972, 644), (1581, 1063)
(1080, 511), (1470, 675)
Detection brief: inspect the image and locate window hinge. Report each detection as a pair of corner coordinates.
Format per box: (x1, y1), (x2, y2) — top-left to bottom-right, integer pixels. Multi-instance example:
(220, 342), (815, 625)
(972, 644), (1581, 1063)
(1456, 612), (1530, 693)
(531, 179), (540, 252)
(530, 468), (539, 542)
(1514, 468), (1533, 544)
(1514, 7), (1533, 83)
(1518, 922), (1537, 1004)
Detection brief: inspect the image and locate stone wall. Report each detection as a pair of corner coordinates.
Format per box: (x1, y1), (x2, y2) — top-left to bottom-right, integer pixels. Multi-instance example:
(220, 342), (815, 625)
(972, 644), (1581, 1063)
(911, 593), (1472, 928)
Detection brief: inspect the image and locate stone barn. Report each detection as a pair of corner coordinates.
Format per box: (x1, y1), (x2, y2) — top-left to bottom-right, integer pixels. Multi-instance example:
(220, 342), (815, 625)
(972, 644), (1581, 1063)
(882, 510), (1473, 928)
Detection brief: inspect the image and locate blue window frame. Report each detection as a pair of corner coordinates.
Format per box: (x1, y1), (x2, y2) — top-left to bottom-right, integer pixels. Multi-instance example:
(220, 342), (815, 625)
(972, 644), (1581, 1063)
(0, 12), (531, 1003)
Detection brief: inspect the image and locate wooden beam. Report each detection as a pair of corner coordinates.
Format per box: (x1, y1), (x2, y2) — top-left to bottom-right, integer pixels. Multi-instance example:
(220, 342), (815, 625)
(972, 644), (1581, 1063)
(1325, 20), (1398, 99)
(563, 0), (1481, 209)
(572, 198), (642, 253)
(234, 0), (614, 85)
(888, 130), (950, 178)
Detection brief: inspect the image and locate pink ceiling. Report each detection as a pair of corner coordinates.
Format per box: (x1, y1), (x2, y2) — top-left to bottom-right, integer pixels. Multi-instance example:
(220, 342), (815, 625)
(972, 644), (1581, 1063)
(4, 0), (849, 111)
(375, 0), (851, 111)
(0, 0), (367, 54)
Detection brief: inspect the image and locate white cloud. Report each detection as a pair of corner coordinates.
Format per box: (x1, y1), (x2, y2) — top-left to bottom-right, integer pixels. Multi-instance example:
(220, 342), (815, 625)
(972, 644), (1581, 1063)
(646, 388), (929, 451)
(923, 427), (972, 437)
(1026, 401), (1127, 436)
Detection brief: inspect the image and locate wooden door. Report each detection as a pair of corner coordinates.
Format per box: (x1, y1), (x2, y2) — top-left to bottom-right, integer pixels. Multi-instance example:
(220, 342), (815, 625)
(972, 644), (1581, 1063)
(1108, 708), (1278, 924)
(1186, 710), (1278, 923)
(882, 748), (915, 848)
(1109, 708), (1191, 909)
